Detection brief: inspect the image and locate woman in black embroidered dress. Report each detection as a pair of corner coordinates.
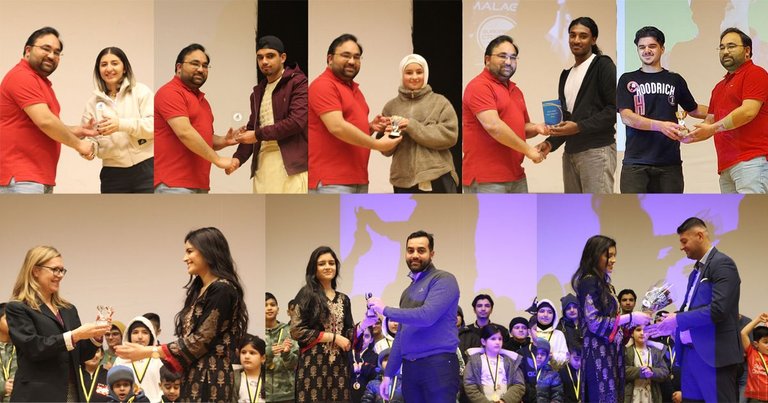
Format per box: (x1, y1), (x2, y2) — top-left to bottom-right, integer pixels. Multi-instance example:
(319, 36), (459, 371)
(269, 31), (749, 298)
(117, 227), (249, 402)
(291, 246), (374, 402)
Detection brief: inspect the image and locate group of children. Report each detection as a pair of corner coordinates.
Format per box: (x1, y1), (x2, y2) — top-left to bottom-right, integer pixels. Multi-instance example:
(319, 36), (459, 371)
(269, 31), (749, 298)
(0, 304), (268, 403)
(456, 296), (768, 403)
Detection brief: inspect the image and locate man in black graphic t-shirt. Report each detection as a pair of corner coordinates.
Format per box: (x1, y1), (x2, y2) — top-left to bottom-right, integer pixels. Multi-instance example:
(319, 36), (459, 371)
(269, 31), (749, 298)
(617, 26), (708, 193)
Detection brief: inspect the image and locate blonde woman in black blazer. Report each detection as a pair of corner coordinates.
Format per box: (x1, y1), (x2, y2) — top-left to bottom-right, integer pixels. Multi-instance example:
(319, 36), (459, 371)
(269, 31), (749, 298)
(6, 246), (111, 402)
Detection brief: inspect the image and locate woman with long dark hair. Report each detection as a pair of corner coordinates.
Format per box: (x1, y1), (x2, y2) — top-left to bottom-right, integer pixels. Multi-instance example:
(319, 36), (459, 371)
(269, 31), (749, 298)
(116, 227), (249, 402)
(291, 246), (375, 402)
(570, 235), (650, 403)
(81, 46), (154, 193)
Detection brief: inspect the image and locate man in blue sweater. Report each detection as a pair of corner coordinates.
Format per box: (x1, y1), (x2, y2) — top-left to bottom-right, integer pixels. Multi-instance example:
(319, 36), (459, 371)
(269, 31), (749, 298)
(367, 230), (460, 403)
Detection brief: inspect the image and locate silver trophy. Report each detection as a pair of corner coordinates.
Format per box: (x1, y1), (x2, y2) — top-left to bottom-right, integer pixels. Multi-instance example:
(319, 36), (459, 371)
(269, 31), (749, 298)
(389, 115), (403, 138)
(675, 110), (689, 137)
(96, 305), (114, 326)
(641, 281), (673, 313)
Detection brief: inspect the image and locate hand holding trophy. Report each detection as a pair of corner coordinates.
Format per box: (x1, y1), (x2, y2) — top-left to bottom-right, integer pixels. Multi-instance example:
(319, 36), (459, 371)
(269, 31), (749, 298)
(96, 305), (115, 326)
(641, 280), (673, 314)
(675, 110), (690, 139)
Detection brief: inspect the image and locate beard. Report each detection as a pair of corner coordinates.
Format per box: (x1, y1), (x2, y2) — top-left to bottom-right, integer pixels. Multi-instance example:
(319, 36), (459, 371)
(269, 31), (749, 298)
(407, 257), (431, 272)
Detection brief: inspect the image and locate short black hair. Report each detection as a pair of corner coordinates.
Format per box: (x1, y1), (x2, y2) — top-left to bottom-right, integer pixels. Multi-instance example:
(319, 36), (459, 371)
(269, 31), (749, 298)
(406, 230), (434, 251)
(142, 312), (160, 326)
(754, 326), (768, 342)
(677, 217), (707, 234)
(720, 27), (753, 57)
(288, 299), (296, 309)
(480, 323), (504, 340)
(327, 33), (362, 57)
(618, 289), (637, 301)
(472, 294), (495, 308)
(266, 292), (277, 304)
(484, 35), (519, 57)
(24, 26), (62, 56)
(238, 333), (266, 356)
(159, 365), (182, 382)
(634, 26), (665, 46)
(174, 43), (209, 72)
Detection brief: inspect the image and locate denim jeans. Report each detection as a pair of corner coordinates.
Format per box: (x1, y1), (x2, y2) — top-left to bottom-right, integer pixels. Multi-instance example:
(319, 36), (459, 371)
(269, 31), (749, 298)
(562, 143), (617, 193)
(309, 182), (368, 194)
(0, 177), (53, 194)
(154, 183), (208, 194)
(401, 352), (460, 403)
(462, 178), (528, 193)
(719, 156), (768, 194)
(620, 164), (684, 193)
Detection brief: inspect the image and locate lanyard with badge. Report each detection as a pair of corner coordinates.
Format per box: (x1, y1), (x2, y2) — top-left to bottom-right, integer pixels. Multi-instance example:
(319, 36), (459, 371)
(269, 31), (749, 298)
(484, 353), (501, 401)
(268, 328), (283, 370)
(566, 365), (580, 401)
(132, 358), (152, 383)
(78, 366), (101, 403)
(1, 346), (13, 381)
(246, 373), (262, 403)
(758, 351), (768, 378)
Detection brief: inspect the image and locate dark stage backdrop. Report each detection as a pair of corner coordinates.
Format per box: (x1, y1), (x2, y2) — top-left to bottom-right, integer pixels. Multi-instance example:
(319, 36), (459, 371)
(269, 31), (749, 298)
(413, 0), (463, 190)
(256, 0), (309, 83)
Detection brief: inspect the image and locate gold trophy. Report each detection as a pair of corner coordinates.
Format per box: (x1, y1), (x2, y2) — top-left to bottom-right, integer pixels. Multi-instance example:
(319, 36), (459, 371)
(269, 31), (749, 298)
(675, 110), (689, 137)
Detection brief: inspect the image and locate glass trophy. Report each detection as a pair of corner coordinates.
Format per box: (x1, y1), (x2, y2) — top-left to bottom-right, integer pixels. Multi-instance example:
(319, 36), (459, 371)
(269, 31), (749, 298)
(676, 110), (689, 137)
(389, 116), (403, 139)
(96, 305), (114, 326)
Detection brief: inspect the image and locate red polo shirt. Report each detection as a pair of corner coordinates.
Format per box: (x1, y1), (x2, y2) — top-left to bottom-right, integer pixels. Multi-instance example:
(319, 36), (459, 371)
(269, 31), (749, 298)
(462, 68), (530, 185)
(308, 67), (370, 188)
(0, 59), (62, 186)
(710, 60), (768, 173)
(154, 76), (214, 190)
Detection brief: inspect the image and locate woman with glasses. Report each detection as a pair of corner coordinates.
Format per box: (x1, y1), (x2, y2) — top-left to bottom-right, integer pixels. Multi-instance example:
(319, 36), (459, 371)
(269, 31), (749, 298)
(115, 227), (249, 402)
(81, 47), (154, 193)
(5, 246), (111, 401)
(380, 54), (459, 193)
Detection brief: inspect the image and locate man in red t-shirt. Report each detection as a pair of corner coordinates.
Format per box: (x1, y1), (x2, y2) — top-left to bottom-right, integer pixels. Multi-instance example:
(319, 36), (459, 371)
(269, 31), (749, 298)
(685, 28), (768, 194)
(154, 43), (238, 193)
(308, 33), (401, 193)
(0, 26), (97, 193)
(461, 35), (546, 193)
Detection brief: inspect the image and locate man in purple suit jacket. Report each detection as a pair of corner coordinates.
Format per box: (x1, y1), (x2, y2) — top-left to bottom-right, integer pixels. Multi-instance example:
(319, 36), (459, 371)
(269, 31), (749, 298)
(647, 217), (742, 402)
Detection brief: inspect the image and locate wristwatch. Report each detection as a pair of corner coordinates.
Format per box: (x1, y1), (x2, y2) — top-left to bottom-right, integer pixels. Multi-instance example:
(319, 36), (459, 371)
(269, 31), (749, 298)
(151, 346), (160, 359)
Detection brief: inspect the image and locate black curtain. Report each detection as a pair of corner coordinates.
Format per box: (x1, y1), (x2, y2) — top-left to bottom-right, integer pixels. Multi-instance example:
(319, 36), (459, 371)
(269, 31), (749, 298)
(412, 0), (463, 190)
(256, 0), (309, 82)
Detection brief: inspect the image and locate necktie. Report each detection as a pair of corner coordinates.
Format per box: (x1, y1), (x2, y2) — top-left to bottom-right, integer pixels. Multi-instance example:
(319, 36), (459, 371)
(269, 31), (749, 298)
(681, 262), (701, 311)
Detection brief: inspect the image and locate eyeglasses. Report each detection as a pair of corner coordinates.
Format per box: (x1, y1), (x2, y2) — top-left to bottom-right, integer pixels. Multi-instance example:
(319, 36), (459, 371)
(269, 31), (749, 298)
(32, 45), (62, 58)
(183, 61), (211, 70)
(718, 44), (744, 52)
(335, 53), (362, 62)
(37, 265), (67, 276)
(492, 53), (518, 61)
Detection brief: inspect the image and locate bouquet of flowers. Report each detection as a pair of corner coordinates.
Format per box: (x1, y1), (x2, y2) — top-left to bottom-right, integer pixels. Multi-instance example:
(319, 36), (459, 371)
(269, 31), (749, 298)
(641, 280), (673, 313)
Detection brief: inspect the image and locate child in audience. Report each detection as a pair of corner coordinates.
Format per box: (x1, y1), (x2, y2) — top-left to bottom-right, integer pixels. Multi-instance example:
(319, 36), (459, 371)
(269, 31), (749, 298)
(533, 338), (564, 403)
(463, 324), (526, 403)
(0, 303), (18, 403)
(533, 300), (569, 364)
(107, 365), (149, 403)
(741, 312), (768, 402)
(235, 334), (266, 403)
(361, 348), (403, 403)
(78, 348), (110, 402)
(558, 348), (582, 403)
(558, 294), (583, 354)
(158, 366), (181, 403)
(113, 316), (163, 402)
(623, 325), (669, 403)
(351, 325), (379, 402)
